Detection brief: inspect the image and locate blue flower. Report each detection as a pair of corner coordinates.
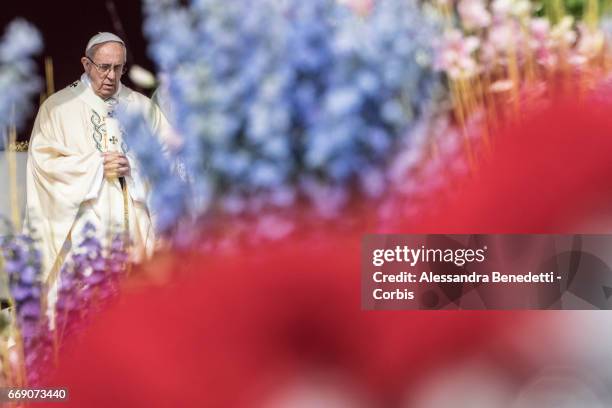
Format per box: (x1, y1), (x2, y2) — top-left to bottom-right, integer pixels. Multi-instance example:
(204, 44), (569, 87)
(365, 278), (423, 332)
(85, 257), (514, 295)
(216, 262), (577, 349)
(116, 105), (189, 236)
(136, 0), (442, 236)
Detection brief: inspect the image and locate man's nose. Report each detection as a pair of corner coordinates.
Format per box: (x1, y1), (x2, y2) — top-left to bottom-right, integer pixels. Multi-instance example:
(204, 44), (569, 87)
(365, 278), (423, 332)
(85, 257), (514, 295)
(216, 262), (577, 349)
(107, 69), (117, 81)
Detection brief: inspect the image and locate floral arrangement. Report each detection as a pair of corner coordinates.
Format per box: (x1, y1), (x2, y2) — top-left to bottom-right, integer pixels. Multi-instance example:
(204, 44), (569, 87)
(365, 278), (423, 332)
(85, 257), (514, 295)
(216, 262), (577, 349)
(0, 220), (129, 386)
(3, 0), (612, 388)
(379, 0), (612, 211)
(0, 17), (132, 387)
(0, 18), (45, 386)
(434, 0), (610, 133)
(55, 223), (128, 343)
(436, 0), (607, 83)
(116, 107), (189, 236)
(0, 222), (51, 386)
(123, 0), (443, 238)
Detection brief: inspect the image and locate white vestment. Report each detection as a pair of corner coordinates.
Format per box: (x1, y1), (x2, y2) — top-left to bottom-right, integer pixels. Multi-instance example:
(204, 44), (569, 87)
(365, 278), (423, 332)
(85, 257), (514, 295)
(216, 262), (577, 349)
(26, 76), (170, 285)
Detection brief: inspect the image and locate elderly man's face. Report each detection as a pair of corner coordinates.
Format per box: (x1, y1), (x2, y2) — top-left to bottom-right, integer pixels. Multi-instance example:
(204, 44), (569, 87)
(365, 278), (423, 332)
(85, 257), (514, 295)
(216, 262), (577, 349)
(81, 42), (126, 100)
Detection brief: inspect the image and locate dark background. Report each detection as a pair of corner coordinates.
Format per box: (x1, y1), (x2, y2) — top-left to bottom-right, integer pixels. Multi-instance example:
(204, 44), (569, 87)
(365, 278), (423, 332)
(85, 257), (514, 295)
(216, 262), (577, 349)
(3, 0), (155, 141)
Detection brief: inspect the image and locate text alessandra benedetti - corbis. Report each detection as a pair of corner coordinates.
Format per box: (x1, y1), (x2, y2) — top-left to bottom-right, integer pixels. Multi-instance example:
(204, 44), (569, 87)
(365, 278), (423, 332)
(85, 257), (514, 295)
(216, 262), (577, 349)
(372, 271), (558, 283)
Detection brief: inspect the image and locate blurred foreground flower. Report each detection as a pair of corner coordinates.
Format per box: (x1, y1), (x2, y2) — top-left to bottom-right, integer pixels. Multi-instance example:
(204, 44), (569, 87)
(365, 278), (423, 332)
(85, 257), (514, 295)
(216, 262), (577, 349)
(426, 0), (612, 199)
(0, 222), (51, 386)
(117, 106), (189, 236)
(458, 0), (491, 30)
(0, 220), (130, 386)
(55, 222), (128, 344)
(434, 29), (481, 79)
(43, 84), (612, 408)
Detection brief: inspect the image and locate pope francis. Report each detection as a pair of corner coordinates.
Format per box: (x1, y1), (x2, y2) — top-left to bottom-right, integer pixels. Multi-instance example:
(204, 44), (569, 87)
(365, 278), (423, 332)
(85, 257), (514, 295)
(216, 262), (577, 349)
(25, 32), (169, 289)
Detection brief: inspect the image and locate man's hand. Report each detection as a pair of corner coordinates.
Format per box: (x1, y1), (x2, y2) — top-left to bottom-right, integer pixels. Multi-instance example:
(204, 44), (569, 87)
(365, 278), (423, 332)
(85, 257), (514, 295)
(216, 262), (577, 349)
(103, 152), (131, 179)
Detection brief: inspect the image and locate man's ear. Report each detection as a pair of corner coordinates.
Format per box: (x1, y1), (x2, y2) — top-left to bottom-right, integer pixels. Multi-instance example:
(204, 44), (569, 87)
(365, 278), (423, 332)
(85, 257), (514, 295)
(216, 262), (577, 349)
(80, 57), (89, 73)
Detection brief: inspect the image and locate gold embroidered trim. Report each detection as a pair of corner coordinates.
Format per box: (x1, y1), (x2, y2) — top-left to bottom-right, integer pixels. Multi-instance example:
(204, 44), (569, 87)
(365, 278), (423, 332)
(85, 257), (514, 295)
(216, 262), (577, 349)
(5, 141), (29, 152)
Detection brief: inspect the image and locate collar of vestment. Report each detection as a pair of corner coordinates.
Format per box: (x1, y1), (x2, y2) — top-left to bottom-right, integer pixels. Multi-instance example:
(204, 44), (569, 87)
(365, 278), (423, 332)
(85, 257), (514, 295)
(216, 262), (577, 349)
(69, 74), (132, 153)
(69, 74), (130, 118)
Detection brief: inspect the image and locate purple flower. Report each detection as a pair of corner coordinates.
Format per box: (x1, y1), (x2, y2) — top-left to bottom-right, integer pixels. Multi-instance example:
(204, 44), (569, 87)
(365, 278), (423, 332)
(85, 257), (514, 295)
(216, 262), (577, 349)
(0, 225), (51, 385)
(19, 320), (41, 339)
(20, 264), (38, 284)
(4, 258), (25, 275)
(85, 272), (105, 285)
(53, 222), (129, 355)
(10, 283), (39, 301)
(91, 257), (106, 272)
(55, 295), (78, 311)
(19, 300), (41, 319)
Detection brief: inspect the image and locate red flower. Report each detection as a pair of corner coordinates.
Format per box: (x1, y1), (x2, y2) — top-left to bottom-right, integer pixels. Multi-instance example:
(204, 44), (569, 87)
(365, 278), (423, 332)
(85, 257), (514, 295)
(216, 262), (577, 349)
(44, 93), (612, 407)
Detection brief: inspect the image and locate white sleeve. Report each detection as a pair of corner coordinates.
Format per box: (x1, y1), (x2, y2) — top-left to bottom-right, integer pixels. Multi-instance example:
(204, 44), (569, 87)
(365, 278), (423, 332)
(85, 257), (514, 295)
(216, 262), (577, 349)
(83, 158), (105, 201)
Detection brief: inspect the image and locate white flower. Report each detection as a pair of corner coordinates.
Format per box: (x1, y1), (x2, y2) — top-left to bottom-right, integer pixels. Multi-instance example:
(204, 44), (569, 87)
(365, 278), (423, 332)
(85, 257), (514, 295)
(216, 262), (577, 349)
(458, 0), (491, 30)
(0, 19), (42, 130)
(0, 19), (42, 62)
(575, 24), (604, 61)
(481, 21), (523, 65)
(128, 65), (157, 89)
(489, 23), (517, 50)
(491, 0), (530, 21)
(489, 79), (514, 92)
(435, 29), (480, 78)
(551, 16), (577, 49)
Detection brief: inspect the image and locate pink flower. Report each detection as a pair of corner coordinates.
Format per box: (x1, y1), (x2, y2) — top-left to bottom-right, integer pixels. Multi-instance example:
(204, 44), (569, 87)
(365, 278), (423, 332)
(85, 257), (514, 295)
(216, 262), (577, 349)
(458, 0), (491, 30)
(489, 22), (517, 50)
(530, 18), (550, 41)
(530, 18), (556, 66)
(435, 29), (480, 78)
(481, 21), (523, 65)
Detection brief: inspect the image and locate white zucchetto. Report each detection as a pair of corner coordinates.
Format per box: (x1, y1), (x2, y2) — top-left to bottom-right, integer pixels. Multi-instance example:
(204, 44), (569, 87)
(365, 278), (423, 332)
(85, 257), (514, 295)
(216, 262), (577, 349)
(85, 32), (125, 54)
